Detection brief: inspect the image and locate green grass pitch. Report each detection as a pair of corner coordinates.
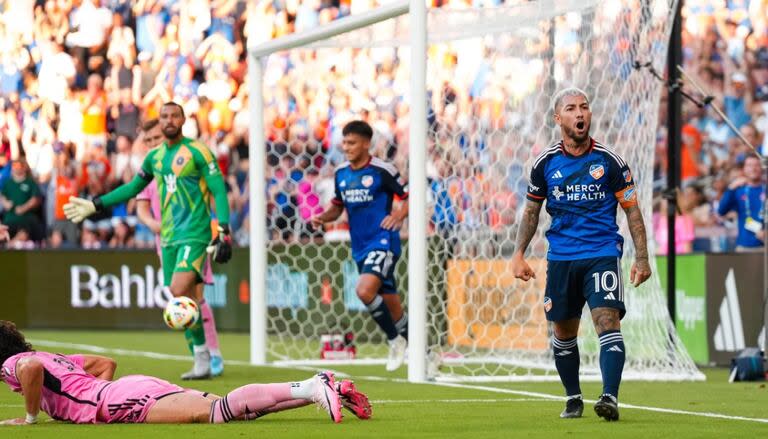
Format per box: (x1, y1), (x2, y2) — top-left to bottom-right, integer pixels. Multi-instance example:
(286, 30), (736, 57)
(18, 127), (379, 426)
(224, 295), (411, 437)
(1, 329), (766, 438)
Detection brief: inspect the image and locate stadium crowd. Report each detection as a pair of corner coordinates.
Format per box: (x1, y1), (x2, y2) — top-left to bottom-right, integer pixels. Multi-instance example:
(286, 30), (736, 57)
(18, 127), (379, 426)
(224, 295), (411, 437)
(0, 0), (766, 253)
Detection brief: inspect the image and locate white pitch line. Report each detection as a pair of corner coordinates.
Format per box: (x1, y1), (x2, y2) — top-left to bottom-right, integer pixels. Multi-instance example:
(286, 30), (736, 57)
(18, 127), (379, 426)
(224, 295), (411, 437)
(26, 339), (768, 425)
(372, 398), (549, 404)
(28, 339), (348, 377)
(0, 405), (24, 408)
(429, 381), (768, 424)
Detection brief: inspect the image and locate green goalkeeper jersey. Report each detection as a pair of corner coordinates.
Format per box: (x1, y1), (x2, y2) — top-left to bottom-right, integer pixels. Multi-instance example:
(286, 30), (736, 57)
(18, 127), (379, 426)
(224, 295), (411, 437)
(97, 136), (229, 247)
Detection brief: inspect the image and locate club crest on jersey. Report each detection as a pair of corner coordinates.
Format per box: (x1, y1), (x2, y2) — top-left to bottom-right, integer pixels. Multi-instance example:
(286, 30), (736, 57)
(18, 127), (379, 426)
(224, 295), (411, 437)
(362, 175), (374, 188)
(544, 297), (553, 312)
(589, 164), (604, 180)
(623, 170), (632, 182)
(339, 180), (347, 188)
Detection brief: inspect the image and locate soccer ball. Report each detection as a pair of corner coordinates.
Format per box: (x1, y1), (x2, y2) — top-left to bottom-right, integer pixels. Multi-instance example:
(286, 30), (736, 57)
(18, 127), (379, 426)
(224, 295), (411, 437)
(163, 296), (200, 330)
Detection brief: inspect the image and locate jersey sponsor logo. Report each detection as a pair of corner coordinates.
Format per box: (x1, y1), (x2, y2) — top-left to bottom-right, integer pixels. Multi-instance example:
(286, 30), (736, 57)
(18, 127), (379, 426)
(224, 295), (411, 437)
(589, 164), (604, 180)
(341, 188), (374, 203)
(164, 174), (177, 193)
(361, 175), (374, 188)
(552, 170), (563, 179)
(528, 184), (540, 192)
(555, 184), (606, 201)
(552, 186), (565, 201)
(623, 170), (632, 182)
(543, 296), (552, 312)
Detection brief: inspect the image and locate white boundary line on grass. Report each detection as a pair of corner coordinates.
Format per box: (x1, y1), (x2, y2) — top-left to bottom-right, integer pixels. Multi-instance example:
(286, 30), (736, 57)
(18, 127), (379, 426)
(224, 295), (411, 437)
(27, 339), (768, 425)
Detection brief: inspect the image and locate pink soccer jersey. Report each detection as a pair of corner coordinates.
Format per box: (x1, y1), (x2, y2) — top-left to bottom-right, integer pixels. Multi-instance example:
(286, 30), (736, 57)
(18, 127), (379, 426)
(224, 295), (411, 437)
(1, 352), (187, 424)
(137, 180), (214, 284)
(1, 352), (108, 424)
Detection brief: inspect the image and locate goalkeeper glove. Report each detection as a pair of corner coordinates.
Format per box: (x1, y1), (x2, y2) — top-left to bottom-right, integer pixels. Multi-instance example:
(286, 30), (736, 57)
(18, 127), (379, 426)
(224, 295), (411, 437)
(63, 196), (100, 223)
(207, 224), (233, 263)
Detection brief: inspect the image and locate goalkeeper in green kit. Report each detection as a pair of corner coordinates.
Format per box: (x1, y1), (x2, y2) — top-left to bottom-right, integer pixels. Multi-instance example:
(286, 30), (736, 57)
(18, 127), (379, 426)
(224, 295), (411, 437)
(64, 102), (232, 380)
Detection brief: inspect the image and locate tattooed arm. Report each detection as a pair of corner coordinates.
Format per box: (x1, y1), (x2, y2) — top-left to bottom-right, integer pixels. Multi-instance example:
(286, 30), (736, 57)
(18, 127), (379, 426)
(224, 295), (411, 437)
(512, 200), (543, 281)
(623, 204), (651, 287)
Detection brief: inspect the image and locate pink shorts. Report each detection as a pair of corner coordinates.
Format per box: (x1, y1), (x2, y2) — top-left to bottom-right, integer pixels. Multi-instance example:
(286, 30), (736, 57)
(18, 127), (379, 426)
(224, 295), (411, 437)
(96, 375), (186, 424)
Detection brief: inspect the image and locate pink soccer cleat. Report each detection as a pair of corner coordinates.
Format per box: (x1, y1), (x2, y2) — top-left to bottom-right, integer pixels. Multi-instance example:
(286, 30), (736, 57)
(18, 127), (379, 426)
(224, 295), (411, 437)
(337, 380), (372, 420)
(313, 371), (343, 423)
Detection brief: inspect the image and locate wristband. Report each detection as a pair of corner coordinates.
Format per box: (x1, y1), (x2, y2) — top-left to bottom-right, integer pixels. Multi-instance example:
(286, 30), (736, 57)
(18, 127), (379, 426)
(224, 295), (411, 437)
(25, 413), (38, 424)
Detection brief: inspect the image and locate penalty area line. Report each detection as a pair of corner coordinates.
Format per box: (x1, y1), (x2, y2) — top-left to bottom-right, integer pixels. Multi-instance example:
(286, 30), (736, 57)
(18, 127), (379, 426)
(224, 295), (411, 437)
(430, 381), (768, 424)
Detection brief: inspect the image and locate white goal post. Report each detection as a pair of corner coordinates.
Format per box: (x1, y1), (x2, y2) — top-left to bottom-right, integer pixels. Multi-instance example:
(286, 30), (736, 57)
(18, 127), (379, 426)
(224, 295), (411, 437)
(247, 0), (705, 384)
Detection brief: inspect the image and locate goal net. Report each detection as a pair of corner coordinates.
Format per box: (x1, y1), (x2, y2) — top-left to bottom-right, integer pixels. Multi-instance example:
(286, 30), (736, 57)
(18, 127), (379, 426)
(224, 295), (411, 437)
(253, 0), (704, 381)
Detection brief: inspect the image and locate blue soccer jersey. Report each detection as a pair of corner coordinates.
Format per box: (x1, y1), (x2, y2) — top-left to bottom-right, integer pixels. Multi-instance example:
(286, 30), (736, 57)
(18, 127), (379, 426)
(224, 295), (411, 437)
(526, 139), (637, 261)
(333, 157), (409, 261)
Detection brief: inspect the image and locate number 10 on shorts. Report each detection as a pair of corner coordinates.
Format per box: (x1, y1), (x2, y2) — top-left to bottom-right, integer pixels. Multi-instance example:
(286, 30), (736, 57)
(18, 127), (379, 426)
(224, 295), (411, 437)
(592, 270), (622, 301)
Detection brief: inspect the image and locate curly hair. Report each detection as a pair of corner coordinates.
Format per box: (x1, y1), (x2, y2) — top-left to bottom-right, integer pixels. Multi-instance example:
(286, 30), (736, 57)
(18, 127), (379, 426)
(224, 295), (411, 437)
(0, 321), (33, 365)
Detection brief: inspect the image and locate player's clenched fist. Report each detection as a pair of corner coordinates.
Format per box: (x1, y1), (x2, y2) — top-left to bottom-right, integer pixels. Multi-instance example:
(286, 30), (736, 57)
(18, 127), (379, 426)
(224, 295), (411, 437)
(310, 216), (324, 230)
(511, 254), (536, 281)
(63, 196), (97, 223)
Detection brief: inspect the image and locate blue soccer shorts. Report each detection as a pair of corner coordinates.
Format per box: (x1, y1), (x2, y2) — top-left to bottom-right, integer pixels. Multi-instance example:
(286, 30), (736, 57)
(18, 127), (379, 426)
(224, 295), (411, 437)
(356, 249), (399, 294)
(543, 257), (626, 322)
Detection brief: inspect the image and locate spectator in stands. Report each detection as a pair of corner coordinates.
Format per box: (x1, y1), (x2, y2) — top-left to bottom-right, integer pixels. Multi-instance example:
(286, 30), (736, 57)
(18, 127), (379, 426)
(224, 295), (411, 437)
(717, 155), (765, 252)
(49, 144), (80, 246)
(0, 160), (42, 242)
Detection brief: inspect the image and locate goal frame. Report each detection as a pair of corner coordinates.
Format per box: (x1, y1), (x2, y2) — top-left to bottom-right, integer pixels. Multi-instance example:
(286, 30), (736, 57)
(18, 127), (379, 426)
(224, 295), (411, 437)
(247, 0), (429, 383)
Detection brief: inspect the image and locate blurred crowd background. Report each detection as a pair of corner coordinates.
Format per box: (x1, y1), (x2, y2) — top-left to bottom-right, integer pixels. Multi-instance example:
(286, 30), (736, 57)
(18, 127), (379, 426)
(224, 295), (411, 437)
(0, 0), (766, 254)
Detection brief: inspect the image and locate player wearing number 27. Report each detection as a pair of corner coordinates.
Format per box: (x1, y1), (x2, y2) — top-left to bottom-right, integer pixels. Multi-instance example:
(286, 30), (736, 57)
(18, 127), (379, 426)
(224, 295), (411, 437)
(312, 121), (409, 372)
(511, 88), (652, 421)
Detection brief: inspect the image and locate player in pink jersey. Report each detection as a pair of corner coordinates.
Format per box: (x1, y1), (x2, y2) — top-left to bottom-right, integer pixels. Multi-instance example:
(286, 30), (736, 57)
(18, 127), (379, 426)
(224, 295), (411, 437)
(0, 321), (372, 425)
(135, 119), (225, 378)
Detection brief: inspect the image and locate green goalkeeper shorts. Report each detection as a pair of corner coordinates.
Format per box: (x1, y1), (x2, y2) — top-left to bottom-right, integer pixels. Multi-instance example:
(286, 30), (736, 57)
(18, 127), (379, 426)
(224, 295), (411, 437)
(161, 242), (209, 286)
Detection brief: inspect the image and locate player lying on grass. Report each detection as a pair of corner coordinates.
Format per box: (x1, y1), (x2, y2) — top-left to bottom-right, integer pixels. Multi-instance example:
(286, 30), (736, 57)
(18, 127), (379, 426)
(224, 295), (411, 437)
(0, 321), (372, 425)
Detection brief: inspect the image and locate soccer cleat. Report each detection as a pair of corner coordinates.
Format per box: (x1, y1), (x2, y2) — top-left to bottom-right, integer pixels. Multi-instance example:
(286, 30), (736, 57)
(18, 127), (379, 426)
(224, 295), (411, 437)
(313, 371), (343, 423)
(337, 380), (372, 420)
(386, 335), (408, 372)
(594, 394), (619, 421)
(181, 349), (211, 380)
(559, 396), (584, 418)
(210, 355), (224, 377)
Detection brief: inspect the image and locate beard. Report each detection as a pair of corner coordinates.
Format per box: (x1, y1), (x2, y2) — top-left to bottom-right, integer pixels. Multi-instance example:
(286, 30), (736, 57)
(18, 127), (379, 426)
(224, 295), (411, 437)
(563, 121), (590, 144)
(162, 126), (182, 139)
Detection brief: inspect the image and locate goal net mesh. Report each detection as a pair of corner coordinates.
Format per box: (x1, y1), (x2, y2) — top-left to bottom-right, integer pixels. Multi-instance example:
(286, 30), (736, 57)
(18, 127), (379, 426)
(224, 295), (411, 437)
(260, 0), (704, 381)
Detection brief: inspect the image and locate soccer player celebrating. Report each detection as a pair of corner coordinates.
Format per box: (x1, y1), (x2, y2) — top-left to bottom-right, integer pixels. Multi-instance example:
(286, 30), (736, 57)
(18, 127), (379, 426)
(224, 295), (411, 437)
(312, 121), (409, 372)
(511, 88), (651, 421)
(0, 320), (372, 425)
(63, 102), (233, 380)
(135, 119), (225, 377)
